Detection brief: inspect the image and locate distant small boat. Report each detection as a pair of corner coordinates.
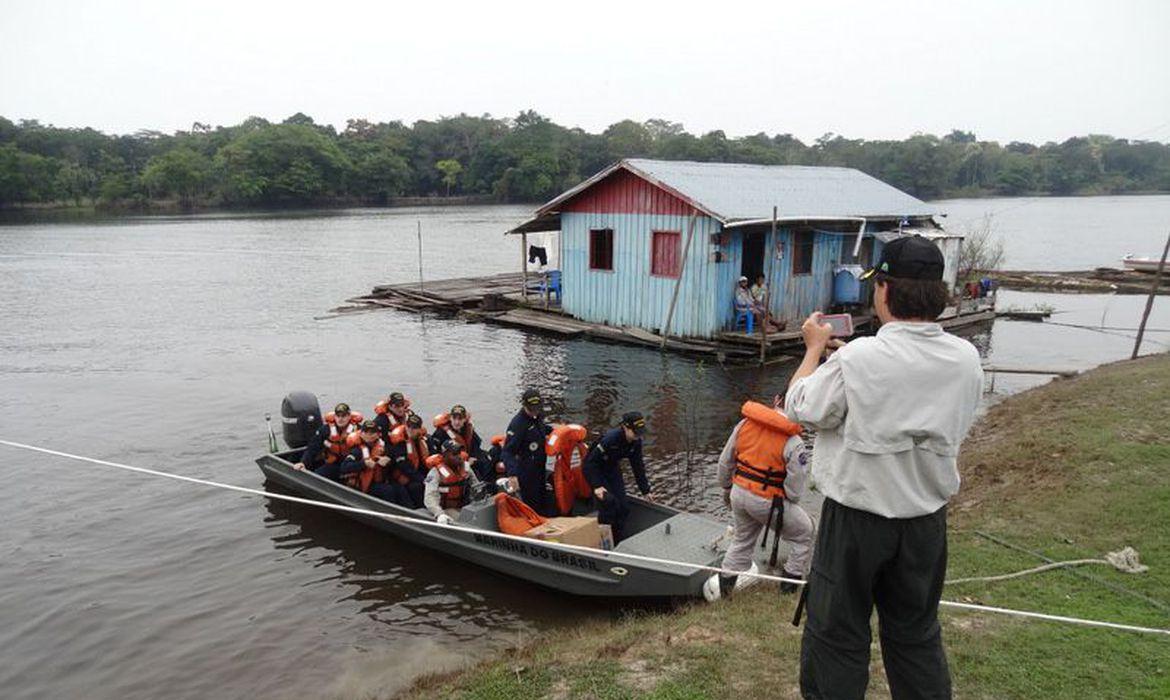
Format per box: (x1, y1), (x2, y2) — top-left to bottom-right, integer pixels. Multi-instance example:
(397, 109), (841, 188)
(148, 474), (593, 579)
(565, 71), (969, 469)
(1122, 254), (1165, 273)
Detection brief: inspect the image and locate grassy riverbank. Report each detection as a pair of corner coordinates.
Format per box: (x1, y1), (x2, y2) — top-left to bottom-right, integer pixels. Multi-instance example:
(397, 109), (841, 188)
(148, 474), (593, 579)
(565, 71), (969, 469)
(401, 353), (1170, 699)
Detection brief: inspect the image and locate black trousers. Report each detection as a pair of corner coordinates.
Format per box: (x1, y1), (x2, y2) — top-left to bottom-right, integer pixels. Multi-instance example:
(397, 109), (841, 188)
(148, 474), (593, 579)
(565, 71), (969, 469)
(800, 498), (951, 700)
(528, 245), (548, 266)
(594, 469), (631, 542)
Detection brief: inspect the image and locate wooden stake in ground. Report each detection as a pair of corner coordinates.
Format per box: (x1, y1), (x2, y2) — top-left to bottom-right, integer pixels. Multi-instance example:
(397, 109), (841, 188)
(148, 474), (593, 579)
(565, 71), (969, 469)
(661, 211), (699, 349)
(760, 206), (777, 364)
(1132, 229), (1170, 359)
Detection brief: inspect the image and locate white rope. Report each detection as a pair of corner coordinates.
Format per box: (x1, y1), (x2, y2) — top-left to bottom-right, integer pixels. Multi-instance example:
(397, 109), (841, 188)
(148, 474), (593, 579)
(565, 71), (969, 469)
(2, 438), (1168, 638)
(945, 547), (1148, 586)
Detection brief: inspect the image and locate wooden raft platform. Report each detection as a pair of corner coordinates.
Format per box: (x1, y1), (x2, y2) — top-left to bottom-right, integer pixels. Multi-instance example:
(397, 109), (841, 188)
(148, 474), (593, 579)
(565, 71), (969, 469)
(336, 273), (999, 360)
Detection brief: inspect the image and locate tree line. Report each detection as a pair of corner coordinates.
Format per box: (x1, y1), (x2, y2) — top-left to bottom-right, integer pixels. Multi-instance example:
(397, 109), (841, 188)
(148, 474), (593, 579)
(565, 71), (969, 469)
(1, 111), (1168, 209)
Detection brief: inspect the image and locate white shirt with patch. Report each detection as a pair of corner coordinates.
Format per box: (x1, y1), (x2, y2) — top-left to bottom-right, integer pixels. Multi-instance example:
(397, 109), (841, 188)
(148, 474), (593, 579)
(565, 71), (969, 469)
(785, 321), (983, 518)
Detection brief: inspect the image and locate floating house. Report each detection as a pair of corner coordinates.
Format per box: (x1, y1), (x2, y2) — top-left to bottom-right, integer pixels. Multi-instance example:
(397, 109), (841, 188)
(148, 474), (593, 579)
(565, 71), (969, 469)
(508, 159), (962, 340)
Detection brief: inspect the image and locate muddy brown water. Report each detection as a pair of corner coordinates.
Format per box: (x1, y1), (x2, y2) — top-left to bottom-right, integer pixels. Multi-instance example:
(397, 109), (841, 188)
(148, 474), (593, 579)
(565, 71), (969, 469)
(1, 200), (1167, 699)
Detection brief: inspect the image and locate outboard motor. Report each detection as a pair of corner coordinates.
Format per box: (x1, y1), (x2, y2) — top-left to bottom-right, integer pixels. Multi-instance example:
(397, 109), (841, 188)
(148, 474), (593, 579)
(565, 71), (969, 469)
(281, 391), (322, 449)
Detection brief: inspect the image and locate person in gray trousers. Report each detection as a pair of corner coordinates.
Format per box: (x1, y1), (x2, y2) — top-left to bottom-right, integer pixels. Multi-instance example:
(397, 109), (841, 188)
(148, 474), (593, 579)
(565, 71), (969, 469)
(785, 236), (984, 700)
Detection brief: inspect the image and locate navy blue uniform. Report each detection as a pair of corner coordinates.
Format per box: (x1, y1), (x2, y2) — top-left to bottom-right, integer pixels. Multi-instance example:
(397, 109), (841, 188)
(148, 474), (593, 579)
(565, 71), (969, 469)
(338, 443), (412, 507)
(385, 438), (427, 508)
(501, 409), (551, 514)
(583, 428), (650, 542)
(299, 424), (336, 477)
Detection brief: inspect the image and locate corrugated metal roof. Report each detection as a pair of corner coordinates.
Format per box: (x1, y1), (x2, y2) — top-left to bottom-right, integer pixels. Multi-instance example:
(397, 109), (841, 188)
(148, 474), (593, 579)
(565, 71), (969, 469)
(537, 159), (937, 223)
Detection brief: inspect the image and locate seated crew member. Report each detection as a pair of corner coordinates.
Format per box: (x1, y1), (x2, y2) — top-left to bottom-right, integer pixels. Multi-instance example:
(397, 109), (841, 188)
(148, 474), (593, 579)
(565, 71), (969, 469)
(501, 388), (552, 514)
(485, 435), (507, 479)
(703, 399), (814, 601)
(424, 439), (484, 525)
(339, 419), (406, 503)
(583, 412), (652, 543)
(429, 404), (488, 470)
(373, 391), (414, 441)
(386, 413), (429, 508)
(293, 402), (362, 480)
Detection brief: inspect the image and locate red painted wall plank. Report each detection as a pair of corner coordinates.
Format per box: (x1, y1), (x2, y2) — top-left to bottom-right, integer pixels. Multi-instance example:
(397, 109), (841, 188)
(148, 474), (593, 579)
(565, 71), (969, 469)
(561, 169), (693, 215)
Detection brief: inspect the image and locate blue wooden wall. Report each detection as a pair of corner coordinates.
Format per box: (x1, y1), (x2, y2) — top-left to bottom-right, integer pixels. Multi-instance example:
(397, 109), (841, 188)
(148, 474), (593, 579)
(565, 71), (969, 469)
(560, 211), (723, 338)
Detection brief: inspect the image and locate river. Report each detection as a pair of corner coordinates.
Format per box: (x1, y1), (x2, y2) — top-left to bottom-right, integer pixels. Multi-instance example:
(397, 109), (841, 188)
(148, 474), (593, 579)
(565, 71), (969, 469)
(1, 196), (1167, 699)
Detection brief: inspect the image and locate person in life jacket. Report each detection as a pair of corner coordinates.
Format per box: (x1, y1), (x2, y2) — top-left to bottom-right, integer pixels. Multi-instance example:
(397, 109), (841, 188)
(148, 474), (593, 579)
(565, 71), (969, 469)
(583, 411), (652, 543)
(386, 412), (429, 508)
(373, 391), (414, 442)
(501, 388), (553, 515)
(424, 439), (484, 525)
(338, 418), (411, 505)
(294, 402), (363, 480)
(702, 399), (814, 602)
(429, 404), (489, 475)
(546, 423), (591, 515)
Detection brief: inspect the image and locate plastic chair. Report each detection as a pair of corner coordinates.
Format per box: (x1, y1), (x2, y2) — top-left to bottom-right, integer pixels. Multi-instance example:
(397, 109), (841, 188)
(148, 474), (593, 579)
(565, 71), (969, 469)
(544, 270), (561, 303)
(734, 305), (754, 333)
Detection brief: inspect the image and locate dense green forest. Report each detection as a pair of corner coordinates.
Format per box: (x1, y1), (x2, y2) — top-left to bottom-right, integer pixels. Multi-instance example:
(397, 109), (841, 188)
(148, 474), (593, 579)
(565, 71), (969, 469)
(1, 111), (1168, 209)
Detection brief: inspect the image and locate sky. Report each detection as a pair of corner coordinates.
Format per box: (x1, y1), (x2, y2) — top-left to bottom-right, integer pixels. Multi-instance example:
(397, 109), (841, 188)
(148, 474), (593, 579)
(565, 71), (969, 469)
(1, 0), (1168, 144)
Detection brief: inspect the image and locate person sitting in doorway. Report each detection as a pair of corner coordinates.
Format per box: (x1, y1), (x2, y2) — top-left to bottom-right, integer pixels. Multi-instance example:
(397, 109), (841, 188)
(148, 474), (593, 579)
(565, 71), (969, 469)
(747, 274), (784, 331)
(424, 439), (484, 525)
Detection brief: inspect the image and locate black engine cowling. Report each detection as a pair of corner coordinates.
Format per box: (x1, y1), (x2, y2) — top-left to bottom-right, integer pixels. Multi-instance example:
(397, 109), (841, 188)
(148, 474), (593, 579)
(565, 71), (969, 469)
(281, 391), (322, 450)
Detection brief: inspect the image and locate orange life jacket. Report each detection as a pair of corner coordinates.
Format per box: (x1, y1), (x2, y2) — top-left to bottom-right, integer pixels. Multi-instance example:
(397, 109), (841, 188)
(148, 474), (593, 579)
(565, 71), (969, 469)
(389, 425), (430, 469)
(433, 461), (471, 510)
(494, 492), (547, 534)
(433, 413), (476, 451)
(374, 399), (412, 429)
(732, 401), (802, 500)
(322, 411), (363, 464)
(343, 432), (385, 493)
(490, 434), (505, 448)
(547, 424), (591, 515)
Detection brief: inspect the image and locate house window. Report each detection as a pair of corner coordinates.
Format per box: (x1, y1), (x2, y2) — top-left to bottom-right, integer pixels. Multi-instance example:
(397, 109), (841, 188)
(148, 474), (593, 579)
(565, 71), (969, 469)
(651, 230), (681, 278)
(840, 235), (874, 267)
(589, 228), (614, 271)
(793, 231), (815, 274)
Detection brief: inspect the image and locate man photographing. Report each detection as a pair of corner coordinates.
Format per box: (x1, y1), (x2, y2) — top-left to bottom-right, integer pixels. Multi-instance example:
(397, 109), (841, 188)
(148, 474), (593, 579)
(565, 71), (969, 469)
(785, 235), (984, 699)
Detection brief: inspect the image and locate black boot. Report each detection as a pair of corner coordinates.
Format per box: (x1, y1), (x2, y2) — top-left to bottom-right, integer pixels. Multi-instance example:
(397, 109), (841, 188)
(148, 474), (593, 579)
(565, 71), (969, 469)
(779, 570), (803, 595)
(719, 575), (738, 598)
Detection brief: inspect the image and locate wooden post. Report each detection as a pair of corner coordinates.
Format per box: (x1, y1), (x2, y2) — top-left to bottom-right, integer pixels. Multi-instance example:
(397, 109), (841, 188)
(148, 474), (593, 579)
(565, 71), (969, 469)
(760, 206), (778, 364)
(1131, 229), (1170, 359)
(661, 211), (699, 349)
(417, 220), (424, 292)
(521, 231), (529, 302)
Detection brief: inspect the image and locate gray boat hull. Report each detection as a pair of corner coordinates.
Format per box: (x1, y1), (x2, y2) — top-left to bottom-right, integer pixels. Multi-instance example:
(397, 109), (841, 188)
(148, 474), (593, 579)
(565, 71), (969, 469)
(256, 451), (726, 598)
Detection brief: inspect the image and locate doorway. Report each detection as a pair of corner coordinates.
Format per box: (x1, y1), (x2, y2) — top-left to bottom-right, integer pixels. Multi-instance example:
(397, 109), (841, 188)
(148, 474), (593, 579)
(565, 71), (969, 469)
(741, 232), (765, 281)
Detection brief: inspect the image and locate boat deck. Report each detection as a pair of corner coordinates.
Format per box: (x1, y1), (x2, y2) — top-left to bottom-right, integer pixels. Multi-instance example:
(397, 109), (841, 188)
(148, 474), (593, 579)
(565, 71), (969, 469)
(617, 512), (728, 567)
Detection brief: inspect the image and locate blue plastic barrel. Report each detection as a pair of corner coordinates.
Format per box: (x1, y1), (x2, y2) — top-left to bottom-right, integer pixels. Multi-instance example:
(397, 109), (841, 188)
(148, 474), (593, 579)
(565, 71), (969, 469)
(833, 266), (864, 304)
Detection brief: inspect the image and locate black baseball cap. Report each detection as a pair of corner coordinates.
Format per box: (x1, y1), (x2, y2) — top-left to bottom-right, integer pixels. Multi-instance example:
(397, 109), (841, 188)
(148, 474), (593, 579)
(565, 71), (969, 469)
(441, 439), (462, 454)
(360, 418), (378, 431)
(406, 414), (423, 429)
(860, 235), (944, 281)
(334, 402), (351, 414)
(522, 388), (543, 408)
(450, 404), (468, 418)
(621, 411), (647, 435)
(387, 392), (406, 406)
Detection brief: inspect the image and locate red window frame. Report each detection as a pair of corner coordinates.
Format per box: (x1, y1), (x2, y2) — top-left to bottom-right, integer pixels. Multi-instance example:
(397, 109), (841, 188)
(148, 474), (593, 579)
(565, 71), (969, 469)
(589, 228), (614, 271)
(650, 230), (682, 278)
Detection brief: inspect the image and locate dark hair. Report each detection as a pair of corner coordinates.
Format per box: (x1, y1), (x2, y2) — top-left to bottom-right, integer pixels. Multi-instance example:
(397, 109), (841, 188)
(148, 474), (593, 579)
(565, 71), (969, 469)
(874, 273), (950, 320)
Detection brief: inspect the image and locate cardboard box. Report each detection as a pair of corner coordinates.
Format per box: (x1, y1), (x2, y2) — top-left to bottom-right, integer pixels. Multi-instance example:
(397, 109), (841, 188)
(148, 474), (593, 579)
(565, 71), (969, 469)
(524, 516), (602, 549)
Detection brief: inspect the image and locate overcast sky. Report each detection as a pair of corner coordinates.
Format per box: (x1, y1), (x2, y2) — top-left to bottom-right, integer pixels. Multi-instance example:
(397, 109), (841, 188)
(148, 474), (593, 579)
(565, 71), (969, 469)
(2, 0), (1168, 144)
